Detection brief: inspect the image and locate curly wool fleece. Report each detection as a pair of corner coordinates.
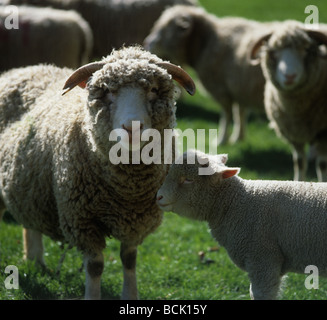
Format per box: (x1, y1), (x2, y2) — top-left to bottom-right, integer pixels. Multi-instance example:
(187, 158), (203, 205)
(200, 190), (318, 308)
(0, 46), (179, 253)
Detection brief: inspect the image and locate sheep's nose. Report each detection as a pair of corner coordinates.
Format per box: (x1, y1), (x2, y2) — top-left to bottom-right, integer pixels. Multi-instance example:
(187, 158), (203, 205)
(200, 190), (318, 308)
(157, 195), (163, 202)
(285, 73), (296, 80)
(122, 123), (144, 140)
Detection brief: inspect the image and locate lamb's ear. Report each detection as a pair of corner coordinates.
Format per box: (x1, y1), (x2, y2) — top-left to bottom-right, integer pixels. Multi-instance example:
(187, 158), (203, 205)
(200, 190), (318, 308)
(62, 62), (105, 95)
(249, 33), (272, 65)
(220, 168), (240, 179)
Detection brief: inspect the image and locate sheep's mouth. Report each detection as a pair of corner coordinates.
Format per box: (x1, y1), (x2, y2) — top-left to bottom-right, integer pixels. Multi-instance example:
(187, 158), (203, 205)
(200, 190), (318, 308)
(156, 201), (173, 211)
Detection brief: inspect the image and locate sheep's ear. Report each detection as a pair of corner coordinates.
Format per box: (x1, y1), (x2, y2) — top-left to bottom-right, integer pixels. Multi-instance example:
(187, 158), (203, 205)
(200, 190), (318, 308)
(62, 62), (105, 95)
(249, 33), (272, 65)
(306, 30), (327, 58)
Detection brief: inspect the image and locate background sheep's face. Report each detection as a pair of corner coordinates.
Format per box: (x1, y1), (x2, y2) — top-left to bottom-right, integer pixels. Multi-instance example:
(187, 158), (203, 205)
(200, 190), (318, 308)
(156, 151), (239, 220)
(144, 9), (193, 65)
(262, 27), (324, 92)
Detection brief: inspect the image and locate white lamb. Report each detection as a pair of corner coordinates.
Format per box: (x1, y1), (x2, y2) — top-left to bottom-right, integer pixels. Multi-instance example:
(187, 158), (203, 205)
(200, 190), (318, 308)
(0, 46), (195, 299)
(250, 20), (327, 181)
(157, 149), (327, 300)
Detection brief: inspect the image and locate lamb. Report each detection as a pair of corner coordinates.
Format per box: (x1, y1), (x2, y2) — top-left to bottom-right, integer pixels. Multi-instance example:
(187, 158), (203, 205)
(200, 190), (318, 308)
(250, 20), (327, 182)
(7, 0), (198, 59)
(144, 5), (276, 144)
(0, 5), (93, 71)
(0, 46), (196, 299)
(156, 149), (327, 299)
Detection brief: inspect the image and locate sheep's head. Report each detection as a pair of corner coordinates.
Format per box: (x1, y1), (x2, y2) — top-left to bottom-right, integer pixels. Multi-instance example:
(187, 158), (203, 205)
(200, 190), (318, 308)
(156, 150), (240, 220)
(250, 21), (327, 92)
(144, 6), (204, 65)
(62, 47), (195, 155)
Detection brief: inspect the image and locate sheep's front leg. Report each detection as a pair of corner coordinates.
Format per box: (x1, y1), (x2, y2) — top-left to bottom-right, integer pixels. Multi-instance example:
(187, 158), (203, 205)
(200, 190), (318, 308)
(216, 107), (233, 146)
(84, 251), (104, 300)
(292, 143), (306, 181)
(23, 228), (45, 266)
(230, 103), (247, 144)
(313, 137), (327, 182)
(120, 242), (138, 300)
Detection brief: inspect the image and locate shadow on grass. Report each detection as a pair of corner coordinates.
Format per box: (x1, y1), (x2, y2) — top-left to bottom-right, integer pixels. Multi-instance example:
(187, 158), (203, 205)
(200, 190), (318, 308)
(17, 263), (121, 300)
(176, 100), (219, 123)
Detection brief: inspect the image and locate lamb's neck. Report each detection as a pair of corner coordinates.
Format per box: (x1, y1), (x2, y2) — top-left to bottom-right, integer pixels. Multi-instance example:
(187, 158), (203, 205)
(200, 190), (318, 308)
(206, 176), (246, 229)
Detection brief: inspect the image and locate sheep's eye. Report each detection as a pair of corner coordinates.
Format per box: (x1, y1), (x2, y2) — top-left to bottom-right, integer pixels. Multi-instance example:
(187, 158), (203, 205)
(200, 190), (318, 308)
(148, 87), (159, 101)
(151, 87), (159, 94)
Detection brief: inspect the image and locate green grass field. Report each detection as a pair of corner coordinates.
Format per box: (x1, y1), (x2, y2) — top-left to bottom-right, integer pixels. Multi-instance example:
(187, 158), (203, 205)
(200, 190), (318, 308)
(1, 0), (327, 300)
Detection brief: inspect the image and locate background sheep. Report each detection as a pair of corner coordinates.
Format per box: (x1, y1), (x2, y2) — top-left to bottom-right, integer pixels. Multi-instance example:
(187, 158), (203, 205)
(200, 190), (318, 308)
(144, 5), (277, 145)
(0, 46), (195, 299)
(250, 20), (327, 181)
(156, 150), (327, 299)
(0, 5), (93, 71)
(7, 0), (198, 59)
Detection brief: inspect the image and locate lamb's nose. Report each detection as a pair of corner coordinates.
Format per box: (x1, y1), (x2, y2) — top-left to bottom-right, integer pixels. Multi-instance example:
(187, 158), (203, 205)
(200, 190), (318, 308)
(157, 195), (163, 202)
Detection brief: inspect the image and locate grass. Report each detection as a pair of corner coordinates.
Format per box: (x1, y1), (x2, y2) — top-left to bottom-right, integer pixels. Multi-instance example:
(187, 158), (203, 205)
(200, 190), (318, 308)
(1, 0), (327, 301)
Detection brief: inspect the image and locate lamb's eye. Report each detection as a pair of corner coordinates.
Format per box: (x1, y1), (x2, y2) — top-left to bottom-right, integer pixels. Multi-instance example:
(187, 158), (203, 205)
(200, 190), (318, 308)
(180, 177), (194, 185)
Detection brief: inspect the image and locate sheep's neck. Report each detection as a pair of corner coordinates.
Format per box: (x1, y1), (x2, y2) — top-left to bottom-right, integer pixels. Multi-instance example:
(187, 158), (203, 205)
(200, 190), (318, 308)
(185, 15), (216, 68)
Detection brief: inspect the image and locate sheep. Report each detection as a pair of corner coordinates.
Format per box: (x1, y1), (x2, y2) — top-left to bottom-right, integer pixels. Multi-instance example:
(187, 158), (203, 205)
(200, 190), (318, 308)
(0, 46), (196, 299)
(7, 0), (198, 59)
(250, 20), (327, 182)
(0, 5), (93, 71)
(156, 149), (327, 300)
(144, 5), (277, 145)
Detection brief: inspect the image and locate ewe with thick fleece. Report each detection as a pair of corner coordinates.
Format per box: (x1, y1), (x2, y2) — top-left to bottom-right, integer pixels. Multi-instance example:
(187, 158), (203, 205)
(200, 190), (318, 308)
(0, 46), (195, 299)
(144, 5), (276, 144)
(0, 5), (93, 71)
(157, 150), (327, 300)
(250, 20), (327, 181)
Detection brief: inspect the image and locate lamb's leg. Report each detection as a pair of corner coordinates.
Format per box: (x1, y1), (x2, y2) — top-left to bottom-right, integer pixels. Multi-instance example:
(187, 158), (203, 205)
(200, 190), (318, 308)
(23, 228), (45, 266)
(229, 103), (247, 144)
(120, 242), (138, 300)
(291, 143), (306, 181)
(248, 270), (282, 300)
(84, 251), (104, 300)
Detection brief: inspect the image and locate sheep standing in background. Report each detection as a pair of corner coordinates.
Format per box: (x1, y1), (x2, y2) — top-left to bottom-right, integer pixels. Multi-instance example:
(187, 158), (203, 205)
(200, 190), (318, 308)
(144, 5), (276, 145)
(157, 150), (327, 300)
(250, 21), (327, 181)
(7, 0), (198, 59)
(0, 46), (195, 299)
(0, 5), (93, 71)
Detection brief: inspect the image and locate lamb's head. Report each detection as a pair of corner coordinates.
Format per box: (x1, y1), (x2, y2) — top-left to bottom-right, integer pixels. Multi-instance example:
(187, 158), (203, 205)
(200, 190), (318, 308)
(144, 6), (205, 65)
(250, 21), (327, 92)
(156, 150), (240, 220)
(62, 47), (195, 155)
